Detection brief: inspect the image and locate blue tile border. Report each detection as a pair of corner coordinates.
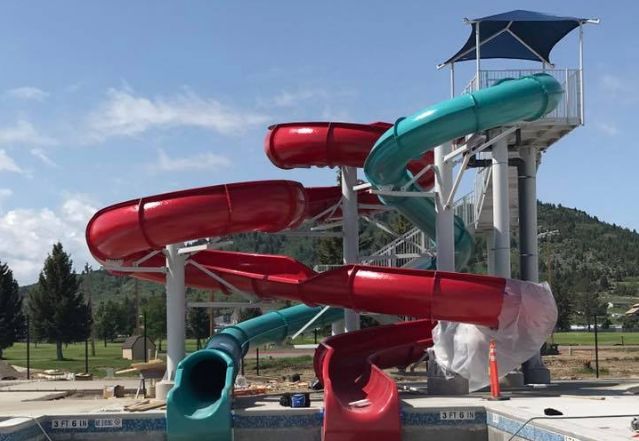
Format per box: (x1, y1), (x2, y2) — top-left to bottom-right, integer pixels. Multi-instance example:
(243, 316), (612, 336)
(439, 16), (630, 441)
(402, 407), (486, 427)
(0, 422), (44, 441)
(0, 414), (166, 441)
(43, 415), (165, 434)
(487, 411), (578, 441)
(0, 408), (599, 440)
(232, 412), (323, 429)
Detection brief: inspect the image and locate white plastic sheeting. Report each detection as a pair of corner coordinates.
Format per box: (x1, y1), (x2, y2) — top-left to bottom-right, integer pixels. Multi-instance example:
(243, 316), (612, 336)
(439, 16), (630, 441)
(432, 279), (557, 391)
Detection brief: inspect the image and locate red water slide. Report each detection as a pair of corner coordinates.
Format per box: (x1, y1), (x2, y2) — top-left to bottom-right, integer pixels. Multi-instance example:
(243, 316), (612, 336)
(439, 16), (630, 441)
(86, 121), (505, 441)
(314, 320), (434, 441)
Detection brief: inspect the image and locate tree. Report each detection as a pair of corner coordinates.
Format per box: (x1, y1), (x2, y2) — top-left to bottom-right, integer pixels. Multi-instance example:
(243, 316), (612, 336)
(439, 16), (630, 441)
(237, 307), (262, 322)
(317, 237), (342, 266)
(94, 300), (121, 346)
(622, 314), (639, 331)
(117, 295), (138, 336)
(81, 264), (96, 356)
(28, 243), (91, 360)
(143, 294), (166, 351)
(188, 306), (210, 350)
(552, 282), (573, 331)
(0, 261), (24, 359)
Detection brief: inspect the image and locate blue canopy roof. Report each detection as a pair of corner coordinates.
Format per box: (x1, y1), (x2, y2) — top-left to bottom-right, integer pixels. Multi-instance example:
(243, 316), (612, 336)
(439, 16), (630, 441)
(440, 10), (588, 67)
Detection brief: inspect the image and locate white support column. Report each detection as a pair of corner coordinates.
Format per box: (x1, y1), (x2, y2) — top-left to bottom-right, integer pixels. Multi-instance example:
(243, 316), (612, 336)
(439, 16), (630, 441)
(165, 243), (187, 381)
(475, 22), (481, 90)
(487, 230), (496, 275)
(429, 140), (469, 395)
(341, 166), (360, 333)
(519, 146), (539, 282)
(491, 137), (511, 278)
(578, 23), (585, 125)
(435, 143), (455, 271)
(519, 147), (551, 384)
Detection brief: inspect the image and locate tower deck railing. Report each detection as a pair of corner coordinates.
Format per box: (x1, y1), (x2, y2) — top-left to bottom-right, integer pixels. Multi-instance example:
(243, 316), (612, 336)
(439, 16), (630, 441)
(463, 68), (582, 124)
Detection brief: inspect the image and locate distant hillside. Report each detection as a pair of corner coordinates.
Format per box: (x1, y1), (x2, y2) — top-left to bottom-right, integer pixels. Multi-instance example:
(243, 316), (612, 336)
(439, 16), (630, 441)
(19, 201), (639, 327)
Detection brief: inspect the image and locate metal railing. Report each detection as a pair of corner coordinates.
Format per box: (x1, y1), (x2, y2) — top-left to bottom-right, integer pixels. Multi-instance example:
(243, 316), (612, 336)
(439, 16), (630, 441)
(362, 226), (435, 268)
(453, 191), (475, 229)
(472, 165), (492, 230)
(314, 192), (479, 273)
(463, 68), (582, 123)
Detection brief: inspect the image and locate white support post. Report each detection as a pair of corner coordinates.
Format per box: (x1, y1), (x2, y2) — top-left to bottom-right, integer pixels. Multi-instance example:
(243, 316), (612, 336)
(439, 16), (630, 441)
(450, 63), (455, 97)
(519, 146), (539, 282)
(435, 143), (455, 271)
(475, 22), (481, 90)
(492, 136), (511, 278)
(430, 142), (469, 395)
(519, 146), (551, 384)
(164, 243), (187, 381)
(341, 166), (360, 333)
(578, 23), (585, 125)
(487, 230), (496, 275)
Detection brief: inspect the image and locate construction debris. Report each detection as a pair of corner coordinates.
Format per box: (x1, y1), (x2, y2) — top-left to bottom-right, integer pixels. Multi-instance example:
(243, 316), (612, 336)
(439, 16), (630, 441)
(124, 400), (166, 412)
(103, 385), (125, 399)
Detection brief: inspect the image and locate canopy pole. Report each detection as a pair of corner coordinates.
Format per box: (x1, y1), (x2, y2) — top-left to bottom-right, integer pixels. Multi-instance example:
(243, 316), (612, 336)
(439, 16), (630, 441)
(579, 22), (585, 125)
(475, 22), (481, 90)
(450, 63), (455, 97)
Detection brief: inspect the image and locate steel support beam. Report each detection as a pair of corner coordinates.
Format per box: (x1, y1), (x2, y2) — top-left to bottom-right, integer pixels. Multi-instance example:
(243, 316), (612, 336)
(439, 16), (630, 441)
(341, 166), (360, 333)
(491, 136), (511, 278)
(157, 243), (187, 400)
(518, 146), (551, 384)
(435, 142), (455, 271)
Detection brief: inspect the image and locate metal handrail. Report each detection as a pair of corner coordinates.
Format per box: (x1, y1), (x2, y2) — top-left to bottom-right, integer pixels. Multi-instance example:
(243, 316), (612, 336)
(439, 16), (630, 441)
(462, 68), (582, 123)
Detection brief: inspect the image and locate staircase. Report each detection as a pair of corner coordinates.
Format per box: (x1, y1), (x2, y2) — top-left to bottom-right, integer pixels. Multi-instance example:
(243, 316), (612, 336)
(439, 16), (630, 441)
(472, 163), (520, 233)
(314, 68), (581, 272)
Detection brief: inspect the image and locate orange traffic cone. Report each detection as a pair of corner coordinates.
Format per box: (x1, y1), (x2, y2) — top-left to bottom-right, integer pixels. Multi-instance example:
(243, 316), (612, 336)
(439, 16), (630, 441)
(487, 339), (510, 401)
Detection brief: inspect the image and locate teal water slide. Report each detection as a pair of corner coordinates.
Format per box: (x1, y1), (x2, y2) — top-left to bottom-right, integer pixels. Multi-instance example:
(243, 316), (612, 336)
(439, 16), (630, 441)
(166, 73), (563, 441)
(364, 73), (562, 268)
(167, 305), (343, 441)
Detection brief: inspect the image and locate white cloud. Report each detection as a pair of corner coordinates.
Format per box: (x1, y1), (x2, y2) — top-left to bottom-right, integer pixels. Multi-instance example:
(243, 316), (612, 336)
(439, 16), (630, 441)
(5, 86), (49, 101)
(150, 148), (232, 172)
(0, 120), (57, 146)
(270, 89), (327, 107)
(0, 149), (24, 173)
(600, 74), (623, 96)
(30, 148), (58, 167)
(0, 188), (11, 213)
(87, 88), (270, 141)
(0, 195), (98, 284)
(596, 122), (619, 136)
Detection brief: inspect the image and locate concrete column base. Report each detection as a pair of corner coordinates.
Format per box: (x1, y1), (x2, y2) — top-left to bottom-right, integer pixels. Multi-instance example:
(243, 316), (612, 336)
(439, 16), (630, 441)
(523, 366), (551, 385)
(427, 374), (469, 395)
(427, 353), (469, 395)
(156, 380), (175, 401)
(502, 371), (525, 388)
(522, 353), (551, 384)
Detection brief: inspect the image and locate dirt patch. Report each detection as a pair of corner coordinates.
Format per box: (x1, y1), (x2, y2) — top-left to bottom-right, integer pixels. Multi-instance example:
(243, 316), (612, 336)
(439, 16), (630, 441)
(0, 360), (23, 380)
(543, 347), (639, 379)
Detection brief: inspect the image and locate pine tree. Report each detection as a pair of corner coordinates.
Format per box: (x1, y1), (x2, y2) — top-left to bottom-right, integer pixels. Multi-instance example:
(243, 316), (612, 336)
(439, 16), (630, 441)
(143, 294), (166, 350)
(188, 305), (210, 350)
(28, 243), (91, 360)
(94, 300), (120, 346)
(0, 261), (24, 359)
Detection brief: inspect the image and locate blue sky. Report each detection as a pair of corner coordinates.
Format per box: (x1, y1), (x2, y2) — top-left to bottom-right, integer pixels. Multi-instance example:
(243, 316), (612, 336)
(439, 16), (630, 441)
(0, 0), (633, 283)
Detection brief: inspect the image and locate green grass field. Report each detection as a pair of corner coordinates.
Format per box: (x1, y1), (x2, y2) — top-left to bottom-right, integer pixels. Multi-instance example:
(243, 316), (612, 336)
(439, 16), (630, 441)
(3, 341), (134, 377)
(549, 331), (639, 346)
(2, 331), (638, 378)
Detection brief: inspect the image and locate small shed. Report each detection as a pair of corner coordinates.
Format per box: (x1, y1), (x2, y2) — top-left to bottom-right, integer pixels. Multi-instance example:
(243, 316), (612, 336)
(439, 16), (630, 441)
(122, 335), (156, 361)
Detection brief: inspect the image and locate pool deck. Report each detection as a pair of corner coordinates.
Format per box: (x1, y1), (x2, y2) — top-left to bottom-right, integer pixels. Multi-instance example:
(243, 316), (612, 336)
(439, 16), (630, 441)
(1, 378), (638, 440)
